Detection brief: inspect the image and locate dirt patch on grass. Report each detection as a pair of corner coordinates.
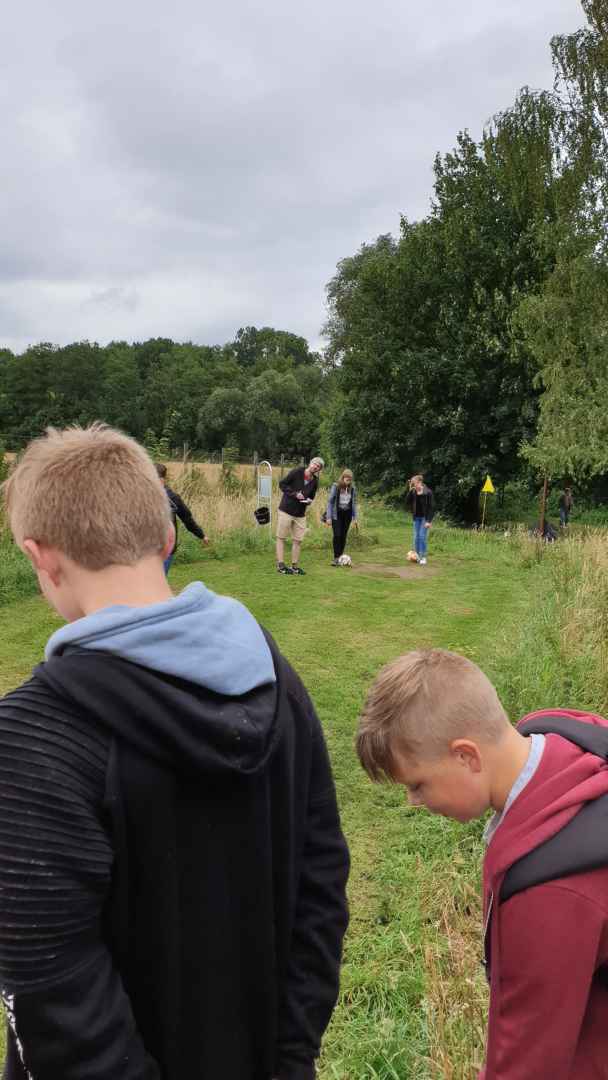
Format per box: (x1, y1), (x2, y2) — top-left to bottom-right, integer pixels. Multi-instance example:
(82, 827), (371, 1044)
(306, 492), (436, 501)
(352, 562), (440, 580)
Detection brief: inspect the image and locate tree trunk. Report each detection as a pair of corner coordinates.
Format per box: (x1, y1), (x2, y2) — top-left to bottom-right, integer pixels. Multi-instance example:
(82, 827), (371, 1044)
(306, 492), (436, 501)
(539, 474), (549, 536)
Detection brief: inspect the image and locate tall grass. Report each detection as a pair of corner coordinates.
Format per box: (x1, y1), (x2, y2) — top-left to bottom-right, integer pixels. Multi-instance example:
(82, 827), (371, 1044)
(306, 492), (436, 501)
(0, 473), (376, 605)
(495, 529), (608, 718)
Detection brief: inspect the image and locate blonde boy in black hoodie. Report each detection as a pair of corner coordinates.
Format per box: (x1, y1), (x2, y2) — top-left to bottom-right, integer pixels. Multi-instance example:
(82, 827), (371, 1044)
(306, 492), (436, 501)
(0, 423), (349, 1080)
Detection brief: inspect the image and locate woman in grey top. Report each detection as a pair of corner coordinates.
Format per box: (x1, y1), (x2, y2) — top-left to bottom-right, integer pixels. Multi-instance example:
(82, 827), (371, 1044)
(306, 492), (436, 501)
(326, 469), (358, 565)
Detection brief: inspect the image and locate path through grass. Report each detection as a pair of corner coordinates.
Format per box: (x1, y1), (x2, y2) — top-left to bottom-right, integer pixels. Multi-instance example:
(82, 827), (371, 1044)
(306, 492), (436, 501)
(0, 512), (537, 1077)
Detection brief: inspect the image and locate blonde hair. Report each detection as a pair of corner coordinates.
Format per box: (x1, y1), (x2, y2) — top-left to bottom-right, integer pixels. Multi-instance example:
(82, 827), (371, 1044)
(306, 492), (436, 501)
(338, 468), (353, 488)
(4, 423), (171, 570)
(357, 649), (509, 781)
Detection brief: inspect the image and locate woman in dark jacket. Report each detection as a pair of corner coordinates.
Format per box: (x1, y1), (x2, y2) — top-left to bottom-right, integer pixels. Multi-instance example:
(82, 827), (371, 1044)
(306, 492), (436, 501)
(326, 469), (358, 565)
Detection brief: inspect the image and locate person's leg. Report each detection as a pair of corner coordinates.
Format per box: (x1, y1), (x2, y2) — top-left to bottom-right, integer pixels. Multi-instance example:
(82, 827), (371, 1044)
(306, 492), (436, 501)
(413, 517), (423, 559)
(337, 511), (351, 557)
(332, 519), (341, 560)
(418, 522), (428, 561)
(276, 512), (294, 572)
(559, 508), (566, 528)
(291, 517), (307, 572)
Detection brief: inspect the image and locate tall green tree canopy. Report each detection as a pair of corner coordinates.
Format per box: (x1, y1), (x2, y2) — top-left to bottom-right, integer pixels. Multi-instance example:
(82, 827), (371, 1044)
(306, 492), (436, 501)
(324, 0), (608, 516)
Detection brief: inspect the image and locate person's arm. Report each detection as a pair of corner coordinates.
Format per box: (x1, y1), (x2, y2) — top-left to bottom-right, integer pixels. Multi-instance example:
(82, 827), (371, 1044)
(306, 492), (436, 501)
(0, 687), (161, 1079)
(351, 486), (358, 522)
(169, 489), (206, 540)
(325, 485), (336, 522)
(425, 489), (434, 523)
(482, 883), (606, 1079)
(405, 488), (414, 510)
(275, 692), (350, 1080)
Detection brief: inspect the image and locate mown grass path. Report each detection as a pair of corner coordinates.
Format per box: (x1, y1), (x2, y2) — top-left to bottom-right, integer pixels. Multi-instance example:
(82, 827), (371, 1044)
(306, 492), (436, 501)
(0, 515), (533, 1077)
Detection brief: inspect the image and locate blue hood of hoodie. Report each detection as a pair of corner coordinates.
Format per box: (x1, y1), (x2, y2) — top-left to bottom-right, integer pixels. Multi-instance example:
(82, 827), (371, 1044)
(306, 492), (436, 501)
(45, 581), (275, 696)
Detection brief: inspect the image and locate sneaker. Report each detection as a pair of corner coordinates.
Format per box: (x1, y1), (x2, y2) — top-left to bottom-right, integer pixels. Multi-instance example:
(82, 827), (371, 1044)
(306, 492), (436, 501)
(419, 557), (427, 566)
(331, 558), (339, 566)
(277, 563), (293, 575)
(291, 565), (306, 575)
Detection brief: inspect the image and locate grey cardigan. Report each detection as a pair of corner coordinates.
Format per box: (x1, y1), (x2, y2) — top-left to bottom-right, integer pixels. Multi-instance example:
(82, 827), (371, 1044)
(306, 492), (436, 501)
(326, 483), (358, 522)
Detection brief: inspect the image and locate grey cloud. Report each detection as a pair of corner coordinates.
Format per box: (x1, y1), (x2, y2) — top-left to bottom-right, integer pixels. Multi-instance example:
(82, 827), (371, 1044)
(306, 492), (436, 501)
(84, 287), (141, 313)
(1, 0), (585, 352)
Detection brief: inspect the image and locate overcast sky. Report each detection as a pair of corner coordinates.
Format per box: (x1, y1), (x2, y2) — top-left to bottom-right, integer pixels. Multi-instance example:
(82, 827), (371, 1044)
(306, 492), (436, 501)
(1, 0), (584, 354)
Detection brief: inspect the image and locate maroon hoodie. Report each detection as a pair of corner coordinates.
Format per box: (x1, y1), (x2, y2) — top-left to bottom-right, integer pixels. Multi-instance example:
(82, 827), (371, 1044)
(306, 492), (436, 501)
(481, 709), (608, 1079)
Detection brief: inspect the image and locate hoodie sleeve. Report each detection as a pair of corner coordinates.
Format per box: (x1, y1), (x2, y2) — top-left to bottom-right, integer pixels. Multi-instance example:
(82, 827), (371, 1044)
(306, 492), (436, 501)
(276, 687), (350, 1080)
(483, 880), (608, 1079)
(168, 489), (205, 539)
(0, 682), (161, 1080)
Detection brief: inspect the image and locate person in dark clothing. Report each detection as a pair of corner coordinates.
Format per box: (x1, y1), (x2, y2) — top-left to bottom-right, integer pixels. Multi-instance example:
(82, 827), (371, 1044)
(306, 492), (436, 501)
(276, 457), (324, 575)
(0, 424), (349, 1080)
(156, 462), (209, 573)
(559, 487), (574, 528)
(325, 469), (358, 565)
(405, 474), (434, 565)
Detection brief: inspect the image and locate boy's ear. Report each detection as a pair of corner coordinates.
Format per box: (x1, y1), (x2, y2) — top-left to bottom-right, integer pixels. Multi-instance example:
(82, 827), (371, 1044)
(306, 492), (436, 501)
(22, 539), (62, 585)
(449, 738), (483, 774)
(162, 524), (176, 560)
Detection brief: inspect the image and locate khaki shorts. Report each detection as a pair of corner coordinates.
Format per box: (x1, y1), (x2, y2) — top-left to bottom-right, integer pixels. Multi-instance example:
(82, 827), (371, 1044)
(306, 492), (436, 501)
(276, 509), (307, 541)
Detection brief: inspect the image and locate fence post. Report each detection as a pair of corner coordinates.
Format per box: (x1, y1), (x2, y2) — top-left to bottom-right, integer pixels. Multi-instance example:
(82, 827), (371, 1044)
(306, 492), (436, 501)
(539, 473), (549, 537)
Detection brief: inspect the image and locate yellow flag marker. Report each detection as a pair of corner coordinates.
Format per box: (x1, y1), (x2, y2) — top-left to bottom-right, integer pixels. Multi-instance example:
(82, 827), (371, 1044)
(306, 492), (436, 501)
(481, 475), (495, 527)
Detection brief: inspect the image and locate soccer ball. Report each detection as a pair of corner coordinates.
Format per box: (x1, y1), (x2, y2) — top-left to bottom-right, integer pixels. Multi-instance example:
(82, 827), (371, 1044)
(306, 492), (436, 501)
(407, 550), (419, 563)
(337, 554), (352, 567)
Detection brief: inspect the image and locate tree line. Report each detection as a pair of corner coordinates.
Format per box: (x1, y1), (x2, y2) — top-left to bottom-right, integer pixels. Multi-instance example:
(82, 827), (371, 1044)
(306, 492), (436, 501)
(0, 327), (327, 463)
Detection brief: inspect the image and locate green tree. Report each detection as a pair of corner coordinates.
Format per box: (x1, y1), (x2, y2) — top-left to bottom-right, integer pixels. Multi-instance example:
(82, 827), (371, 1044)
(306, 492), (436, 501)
(518, 253), (608, 477)
(197, 387), (251, 453)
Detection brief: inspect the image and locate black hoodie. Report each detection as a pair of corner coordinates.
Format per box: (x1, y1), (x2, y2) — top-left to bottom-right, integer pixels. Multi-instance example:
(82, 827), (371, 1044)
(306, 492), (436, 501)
(0, 633), (349, 1080)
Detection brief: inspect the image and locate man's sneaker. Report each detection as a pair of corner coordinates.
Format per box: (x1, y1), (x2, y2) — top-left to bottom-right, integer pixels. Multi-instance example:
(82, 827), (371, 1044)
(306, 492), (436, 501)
(419, 557), (427, 566)
(277, 563), (293, 575)
(331, 558), (339, 566)
(291, 565), (306, 575)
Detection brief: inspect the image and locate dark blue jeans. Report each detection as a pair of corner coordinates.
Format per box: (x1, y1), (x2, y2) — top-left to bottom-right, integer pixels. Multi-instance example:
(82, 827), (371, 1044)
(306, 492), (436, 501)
(413, 516), (428, 558)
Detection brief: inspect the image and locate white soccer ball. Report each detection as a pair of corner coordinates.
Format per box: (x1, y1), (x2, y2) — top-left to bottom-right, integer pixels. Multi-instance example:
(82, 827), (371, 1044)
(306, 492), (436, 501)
(337, 554), (352, 566)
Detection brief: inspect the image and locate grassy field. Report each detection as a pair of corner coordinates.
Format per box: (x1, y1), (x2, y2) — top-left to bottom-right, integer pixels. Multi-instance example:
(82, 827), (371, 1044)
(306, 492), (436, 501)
(0, 509), (606, 1077)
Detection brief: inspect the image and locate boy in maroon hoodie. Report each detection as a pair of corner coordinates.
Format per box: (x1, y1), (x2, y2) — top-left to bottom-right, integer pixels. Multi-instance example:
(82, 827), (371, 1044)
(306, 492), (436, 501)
(356, 648), (608, 1079)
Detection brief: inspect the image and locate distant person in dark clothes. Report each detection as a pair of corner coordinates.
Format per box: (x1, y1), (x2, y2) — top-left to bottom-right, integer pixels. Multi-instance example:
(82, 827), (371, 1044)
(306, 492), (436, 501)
(326, 469), (358, 565)
(559, 487), (574, 528)
(406, 474), (434, 565)
(0, 424), (349, 1080)
(276, 457), (324, 575)
(156, 462), (209, 573)
(534, 519), (558, 543)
